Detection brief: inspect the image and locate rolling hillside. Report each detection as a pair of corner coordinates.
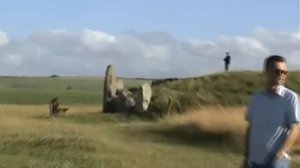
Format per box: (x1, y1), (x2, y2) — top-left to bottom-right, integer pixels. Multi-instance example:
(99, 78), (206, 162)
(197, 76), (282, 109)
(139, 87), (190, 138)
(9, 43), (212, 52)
(148, 71), (300, 114)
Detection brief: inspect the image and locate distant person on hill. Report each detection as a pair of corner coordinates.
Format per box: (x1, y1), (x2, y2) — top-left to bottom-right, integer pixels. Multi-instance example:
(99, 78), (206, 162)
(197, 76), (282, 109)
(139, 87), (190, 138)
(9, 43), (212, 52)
(242, 55), (300, 168)
(223, 52), (231, 72)
(49, 97), (59, 117)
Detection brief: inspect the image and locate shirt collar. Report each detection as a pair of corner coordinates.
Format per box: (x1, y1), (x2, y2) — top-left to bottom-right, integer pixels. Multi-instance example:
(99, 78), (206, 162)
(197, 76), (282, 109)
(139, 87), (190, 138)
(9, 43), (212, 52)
(276, 85), (284, 97)
(264, 85), (285, 97)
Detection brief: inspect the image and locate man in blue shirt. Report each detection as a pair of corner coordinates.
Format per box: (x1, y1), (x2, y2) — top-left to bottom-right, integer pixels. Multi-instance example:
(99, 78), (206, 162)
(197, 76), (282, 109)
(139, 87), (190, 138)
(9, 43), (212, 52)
(242, 55), (300, 168)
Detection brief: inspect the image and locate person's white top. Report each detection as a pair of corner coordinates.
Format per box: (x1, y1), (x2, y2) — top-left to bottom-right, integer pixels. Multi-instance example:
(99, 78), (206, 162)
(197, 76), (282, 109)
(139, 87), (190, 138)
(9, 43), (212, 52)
(247, 85), (300, 164)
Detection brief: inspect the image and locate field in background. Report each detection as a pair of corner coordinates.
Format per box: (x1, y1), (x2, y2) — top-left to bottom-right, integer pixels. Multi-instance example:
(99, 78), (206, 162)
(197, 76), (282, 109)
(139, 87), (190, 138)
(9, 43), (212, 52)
(0, 77), (147, 105)
(1, 71), (299, 111)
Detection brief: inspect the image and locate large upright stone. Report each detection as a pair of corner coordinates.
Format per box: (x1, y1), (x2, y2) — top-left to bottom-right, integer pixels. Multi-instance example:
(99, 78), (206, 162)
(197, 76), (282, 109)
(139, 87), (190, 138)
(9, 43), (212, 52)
(141, 83), (152, 111)
(103, 65), (117, 112)
(135, 83), (152, 112)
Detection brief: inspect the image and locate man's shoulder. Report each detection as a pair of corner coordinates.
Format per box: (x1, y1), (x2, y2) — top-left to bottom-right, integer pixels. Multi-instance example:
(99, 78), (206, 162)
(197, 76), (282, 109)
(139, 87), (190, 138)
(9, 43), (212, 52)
(250, 90), (264, 100)
(281, 86), (299, 101)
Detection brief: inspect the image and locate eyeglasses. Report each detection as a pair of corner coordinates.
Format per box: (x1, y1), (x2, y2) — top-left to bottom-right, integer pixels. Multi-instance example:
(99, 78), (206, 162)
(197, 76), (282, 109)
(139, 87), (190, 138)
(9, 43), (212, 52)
(273, 69), (288, 75)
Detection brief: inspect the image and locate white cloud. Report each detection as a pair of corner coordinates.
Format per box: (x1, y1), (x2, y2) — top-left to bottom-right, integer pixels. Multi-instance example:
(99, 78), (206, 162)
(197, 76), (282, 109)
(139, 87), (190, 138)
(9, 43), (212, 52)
(0, 31), (10, 46)
(81, 29), (116, 50)
(0, 28), (299, 77)
(0, 54), (23, 66)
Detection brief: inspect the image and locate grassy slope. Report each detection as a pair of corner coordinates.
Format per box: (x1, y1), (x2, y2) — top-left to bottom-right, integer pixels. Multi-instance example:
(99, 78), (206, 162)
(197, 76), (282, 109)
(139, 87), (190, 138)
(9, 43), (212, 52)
(0, 77), (147, 105)
(149, 71), (300, 114)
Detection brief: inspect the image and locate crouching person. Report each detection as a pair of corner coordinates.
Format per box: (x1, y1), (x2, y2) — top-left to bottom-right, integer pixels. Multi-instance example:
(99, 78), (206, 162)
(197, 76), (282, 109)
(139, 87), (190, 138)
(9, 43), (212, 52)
(49, 97), (59, 117)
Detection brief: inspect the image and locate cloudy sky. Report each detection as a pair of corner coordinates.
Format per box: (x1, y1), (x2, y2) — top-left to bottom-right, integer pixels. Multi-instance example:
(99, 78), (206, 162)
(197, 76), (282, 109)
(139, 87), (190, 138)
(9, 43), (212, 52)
(0, 0), (299, 77)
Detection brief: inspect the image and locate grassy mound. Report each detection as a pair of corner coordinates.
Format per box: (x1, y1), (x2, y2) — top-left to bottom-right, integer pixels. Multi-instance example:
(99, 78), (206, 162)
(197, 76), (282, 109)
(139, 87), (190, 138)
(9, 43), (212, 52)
(148, 71), (300, 114)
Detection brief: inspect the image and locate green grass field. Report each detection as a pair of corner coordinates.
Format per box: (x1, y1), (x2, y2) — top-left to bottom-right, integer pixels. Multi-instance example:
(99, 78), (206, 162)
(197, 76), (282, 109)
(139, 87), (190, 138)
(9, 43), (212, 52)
(0, 77), (147, 105)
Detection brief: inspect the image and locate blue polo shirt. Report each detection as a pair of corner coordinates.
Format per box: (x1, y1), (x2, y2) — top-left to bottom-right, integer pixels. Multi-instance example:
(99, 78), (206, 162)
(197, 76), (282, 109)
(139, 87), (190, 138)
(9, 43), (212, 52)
(247, 85), (300, 164)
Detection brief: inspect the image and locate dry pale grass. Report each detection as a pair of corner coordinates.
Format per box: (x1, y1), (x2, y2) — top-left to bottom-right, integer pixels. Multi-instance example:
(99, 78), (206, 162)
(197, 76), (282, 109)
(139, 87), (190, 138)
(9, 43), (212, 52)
(0, 104), (298, 167)
(163, 105), (300, 165)
(0, 104), (243, 168)
(0, 104), (101, 136)
(165, 105), (248, 135)
(0, 104), (101, 116)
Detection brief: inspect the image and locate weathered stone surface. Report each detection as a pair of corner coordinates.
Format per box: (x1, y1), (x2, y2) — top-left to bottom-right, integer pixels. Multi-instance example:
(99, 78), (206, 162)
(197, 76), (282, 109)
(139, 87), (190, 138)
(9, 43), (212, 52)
(141, 83), (152, 112)
(134, 83), (152, 112)
(103, 65), (117, 112)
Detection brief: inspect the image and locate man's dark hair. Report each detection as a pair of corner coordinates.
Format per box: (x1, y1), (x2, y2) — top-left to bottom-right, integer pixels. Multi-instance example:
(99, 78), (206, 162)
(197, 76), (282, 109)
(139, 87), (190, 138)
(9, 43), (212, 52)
(264, 55), (286, 71)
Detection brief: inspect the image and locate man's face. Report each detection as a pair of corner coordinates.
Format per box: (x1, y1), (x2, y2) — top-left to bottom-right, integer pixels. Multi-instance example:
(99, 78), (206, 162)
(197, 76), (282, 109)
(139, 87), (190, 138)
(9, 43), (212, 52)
(265, 61), (288, 86)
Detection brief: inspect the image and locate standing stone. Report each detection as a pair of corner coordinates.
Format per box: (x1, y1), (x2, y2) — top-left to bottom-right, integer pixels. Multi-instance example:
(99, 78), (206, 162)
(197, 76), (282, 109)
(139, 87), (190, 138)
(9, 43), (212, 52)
(141, 83), (152, 111)
(134, 83), (152, 112)
(103, 65), (117, 112)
